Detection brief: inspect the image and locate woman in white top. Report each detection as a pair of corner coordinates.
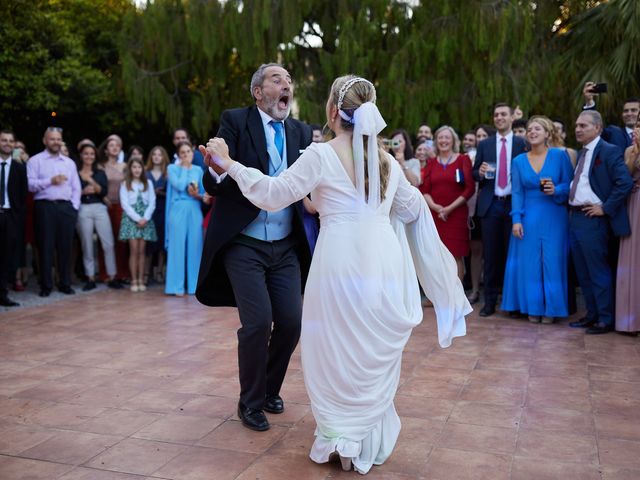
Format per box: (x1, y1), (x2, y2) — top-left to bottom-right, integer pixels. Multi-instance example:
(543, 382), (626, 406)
(119, 157), (157, 292)
(203, 75), (470, 474)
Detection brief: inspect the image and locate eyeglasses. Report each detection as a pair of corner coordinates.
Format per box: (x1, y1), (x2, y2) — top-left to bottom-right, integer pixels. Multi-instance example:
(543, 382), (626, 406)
(46, 127), (63, 133)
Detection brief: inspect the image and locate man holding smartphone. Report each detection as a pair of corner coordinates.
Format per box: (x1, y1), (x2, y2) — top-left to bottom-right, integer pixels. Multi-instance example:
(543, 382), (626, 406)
(583, 81), (640, 153)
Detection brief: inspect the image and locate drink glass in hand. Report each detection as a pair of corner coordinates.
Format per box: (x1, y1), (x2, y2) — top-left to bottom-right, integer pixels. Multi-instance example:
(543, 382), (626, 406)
(485, 162), (496, 180)
(539, 177), (551, 192)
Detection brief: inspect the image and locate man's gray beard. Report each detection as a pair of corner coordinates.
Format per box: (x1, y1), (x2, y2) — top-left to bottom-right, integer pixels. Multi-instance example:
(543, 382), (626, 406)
(266, 101), (290, 121)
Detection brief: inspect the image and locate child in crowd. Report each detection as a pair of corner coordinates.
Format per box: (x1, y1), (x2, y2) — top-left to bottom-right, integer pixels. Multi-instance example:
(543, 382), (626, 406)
(145, 146), (169, 284)
(119, 157), (157, 292)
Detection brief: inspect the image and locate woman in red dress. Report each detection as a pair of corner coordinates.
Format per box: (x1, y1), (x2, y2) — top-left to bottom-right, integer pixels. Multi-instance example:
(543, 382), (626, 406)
(422, 126), (475, 279)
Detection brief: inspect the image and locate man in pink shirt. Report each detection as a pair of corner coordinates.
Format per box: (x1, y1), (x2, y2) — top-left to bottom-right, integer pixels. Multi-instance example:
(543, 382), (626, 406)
(27, 127), (81, 296)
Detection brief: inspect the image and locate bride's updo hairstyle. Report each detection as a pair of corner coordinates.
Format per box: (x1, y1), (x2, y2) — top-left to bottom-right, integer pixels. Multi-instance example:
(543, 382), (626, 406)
(329, 75), (390, 201)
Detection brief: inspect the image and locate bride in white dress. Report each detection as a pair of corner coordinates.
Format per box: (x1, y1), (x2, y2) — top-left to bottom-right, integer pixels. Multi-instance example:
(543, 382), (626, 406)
(205, 75), (470, 474)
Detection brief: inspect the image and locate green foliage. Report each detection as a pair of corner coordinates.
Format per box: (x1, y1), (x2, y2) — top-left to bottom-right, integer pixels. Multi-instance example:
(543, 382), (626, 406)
(3, 0), (639, 147)
(561, 0), (640, 122)
(0, 0), (133, 135)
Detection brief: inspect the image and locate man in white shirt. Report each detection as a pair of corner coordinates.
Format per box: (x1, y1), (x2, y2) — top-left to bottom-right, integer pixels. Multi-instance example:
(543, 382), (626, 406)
(472, 103), (527, 317)
(196, 63), (312, 432)
(568, 110), (633, 334)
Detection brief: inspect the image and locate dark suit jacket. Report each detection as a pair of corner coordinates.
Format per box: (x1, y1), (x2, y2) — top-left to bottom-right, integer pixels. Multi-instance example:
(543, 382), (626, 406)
(585, 139), (633, 236)
(195, 105), (313, 307)
(472, 135), (528, 217)
(583, 104), (631, 153)
(4, 160), (28, 218)
(602, 125), (632, 154)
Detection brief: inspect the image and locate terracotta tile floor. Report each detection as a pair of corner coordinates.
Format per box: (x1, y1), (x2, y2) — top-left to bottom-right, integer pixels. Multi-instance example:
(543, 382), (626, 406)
(1, 289), (639, 479)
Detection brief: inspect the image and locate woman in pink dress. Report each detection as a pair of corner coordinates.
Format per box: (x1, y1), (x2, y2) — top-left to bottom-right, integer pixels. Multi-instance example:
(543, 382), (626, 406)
(616, 116), (640, 334)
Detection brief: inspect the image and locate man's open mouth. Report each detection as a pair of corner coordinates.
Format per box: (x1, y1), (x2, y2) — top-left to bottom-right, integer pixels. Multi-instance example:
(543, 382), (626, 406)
(278, 95), (290, 110)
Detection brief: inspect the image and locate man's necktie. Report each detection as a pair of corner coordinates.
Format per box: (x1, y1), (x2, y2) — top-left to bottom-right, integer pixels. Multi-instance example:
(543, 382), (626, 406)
(0, 162), (6, 209)
(498, 137), (508, 189)
(569, 148), (588, 203)
(271, 121), (284, 159)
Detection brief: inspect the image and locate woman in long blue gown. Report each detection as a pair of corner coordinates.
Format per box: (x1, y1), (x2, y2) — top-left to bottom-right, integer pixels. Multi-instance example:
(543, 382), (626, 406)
(501, 116), (574, 321)
(165, 142), (204, 296)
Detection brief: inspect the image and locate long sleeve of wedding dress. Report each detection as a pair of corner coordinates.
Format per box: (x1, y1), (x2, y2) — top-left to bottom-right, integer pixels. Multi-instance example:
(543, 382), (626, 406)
(390, 170), (470, 348)
(227, 144), (323, 211)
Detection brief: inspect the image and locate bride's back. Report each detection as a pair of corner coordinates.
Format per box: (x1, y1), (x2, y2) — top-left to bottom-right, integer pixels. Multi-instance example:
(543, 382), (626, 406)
(309, 142), (399, 223)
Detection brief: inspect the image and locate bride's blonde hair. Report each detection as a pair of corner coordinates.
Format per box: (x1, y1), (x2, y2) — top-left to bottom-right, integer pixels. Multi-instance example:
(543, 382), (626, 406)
(329, 75), (390, 201)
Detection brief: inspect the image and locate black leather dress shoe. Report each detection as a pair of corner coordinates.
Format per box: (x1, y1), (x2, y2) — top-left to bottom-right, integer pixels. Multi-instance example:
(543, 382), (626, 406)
(264, 394), (284, 414)
(569, 318), (596, 328)
(39, 289), (51, 297)
(59, 286), (75, 295)
(508, 311), (525, 319)
(0, 297), (19, 307)
(586, 324), (613, 335)
(107, 280), (124, 289)
(237, 402), (270, 431)
(82, 281), (97, 291)
(479, 305), (496, 317)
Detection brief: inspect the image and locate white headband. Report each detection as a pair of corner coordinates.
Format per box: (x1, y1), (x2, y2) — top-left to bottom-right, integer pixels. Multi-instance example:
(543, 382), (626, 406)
(337, 77), (376, 110)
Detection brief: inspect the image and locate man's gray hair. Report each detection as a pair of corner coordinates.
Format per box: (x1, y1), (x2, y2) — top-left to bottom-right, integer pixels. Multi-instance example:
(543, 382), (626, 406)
(250, 63), (284, 100)
(579, 110), (604, 129)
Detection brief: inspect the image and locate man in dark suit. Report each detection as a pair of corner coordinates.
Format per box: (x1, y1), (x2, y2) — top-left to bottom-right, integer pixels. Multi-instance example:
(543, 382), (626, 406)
(583, 82), (639, 153)
(472, 103), (528, 317)
(196, 63), (312, 431)
(568, 110), (633, 334)
(0, 130), (28, 307)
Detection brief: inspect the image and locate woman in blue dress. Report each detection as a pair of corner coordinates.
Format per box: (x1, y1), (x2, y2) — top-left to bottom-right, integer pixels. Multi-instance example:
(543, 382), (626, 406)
(165, 142), (204, 296)
(501, 116), (574, 323)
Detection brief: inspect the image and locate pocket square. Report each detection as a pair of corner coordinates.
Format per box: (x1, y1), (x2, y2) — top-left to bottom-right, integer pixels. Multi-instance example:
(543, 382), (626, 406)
(299, 149), (306, 154)
(594, 157), (602, 167)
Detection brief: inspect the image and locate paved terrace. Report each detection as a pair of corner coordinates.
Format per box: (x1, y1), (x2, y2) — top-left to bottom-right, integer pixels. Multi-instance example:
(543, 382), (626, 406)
(0, 288), (639, 479)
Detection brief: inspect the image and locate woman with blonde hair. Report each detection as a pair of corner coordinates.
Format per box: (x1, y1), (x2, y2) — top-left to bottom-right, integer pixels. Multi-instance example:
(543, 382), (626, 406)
(203, 74), (470, 474)
(501, 115), (574, 323)
(421, 125), (475, 279)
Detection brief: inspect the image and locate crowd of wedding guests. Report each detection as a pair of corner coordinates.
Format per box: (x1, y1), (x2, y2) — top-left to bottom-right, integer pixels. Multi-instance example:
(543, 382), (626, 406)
(0, 127), (212, 305)
(1, 83), (638, 337)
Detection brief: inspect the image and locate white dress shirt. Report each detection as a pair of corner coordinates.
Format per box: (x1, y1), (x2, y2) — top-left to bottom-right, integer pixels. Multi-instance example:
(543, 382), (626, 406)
(494, 131), (513, 197)
(0, 157), (11, 209)
(569, 136), (602, 206)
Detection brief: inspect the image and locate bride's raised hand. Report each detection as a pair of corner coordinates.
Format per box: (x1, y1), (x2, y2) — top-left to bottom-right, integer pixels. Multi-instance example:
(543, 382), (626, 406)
(204, 138), (234, 172)
(199, 145), (224, 175)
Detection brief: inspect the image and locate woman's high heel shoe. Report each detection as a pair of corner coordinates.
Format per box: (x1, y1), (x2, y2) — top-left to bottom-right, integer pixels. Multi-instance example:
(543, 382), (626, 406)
(339, 455), (352, 472)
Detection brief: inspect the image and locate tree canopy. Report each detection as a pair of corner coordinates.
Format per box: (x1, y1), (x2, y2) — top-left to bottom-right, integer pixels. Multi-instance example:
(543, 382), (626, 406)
(2, 0), (638, 149)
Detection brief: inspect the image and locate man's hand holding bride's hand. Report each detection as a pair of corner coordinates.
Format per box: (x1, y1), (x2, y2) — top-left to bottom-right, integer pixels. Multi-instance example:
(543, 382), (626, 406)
(199, 138), (233, 174)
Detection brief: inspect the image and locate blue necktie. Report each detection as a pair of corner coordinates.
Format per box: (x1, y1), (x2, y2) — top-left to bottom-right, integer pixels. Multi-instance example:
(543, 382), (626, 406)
(271, 121), (284, 159)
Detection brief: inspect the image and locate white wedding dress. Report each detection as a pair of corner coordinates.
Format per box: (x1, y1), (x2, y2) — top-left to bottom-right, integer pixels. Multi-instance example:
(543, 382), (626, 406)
(227, 141), (470, 474)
